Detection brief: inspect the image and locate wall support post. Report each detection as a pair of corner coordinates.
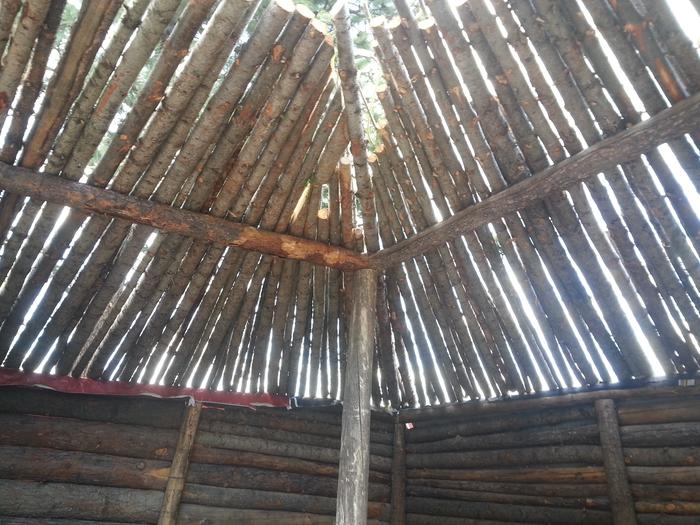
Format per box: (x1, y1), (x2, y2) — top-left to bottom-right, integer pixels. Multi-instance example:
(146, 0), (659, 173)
(391, 418), (406, 525)
(336, 268), (377, 525)
(595, 398), (637, 525)
(158, 401), (202, 525)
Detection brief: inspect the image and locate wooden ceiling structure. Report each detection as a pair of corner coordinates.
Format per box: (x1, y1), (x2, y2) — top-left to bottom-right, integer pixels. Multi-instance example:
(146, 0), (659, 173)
(0, 0), (699, 410)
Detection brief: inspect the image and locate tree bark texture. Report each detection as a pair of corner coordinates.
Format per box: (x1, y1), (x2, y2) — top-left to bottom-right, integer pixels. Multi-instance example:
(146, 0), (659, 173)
(158, 402), (202, 525)
(0, 162), (371, 271)
(336, 268), (378, 525)
(596, 399), (638, 525)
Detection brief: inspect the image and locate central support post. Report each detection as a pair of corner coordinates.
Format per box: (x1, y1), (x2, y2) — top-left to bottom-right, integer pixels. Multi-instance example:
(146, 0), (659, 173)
(336, 268), (377, 525)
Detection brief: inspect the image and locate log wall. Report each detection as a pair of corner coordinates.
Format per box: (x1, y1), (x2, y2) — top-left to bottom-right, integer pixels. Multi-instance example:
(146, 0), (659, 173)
(402, 389), (700, 524)
(0, 387), (395, 524)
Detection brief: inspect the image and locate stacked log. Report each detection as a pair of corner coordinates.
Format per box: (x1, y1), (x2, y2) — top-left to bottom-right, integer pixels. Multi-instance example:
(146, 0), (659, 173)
(0, 387), (394, 523)
(403, 391), (700, 524)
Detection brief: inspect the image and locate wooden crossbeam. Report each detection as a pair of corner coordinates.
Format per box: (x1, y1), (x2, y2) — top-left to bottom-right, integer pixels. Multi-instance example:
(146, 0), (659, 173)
(371, 92), (700, 269)
(0, 162), (373, 271)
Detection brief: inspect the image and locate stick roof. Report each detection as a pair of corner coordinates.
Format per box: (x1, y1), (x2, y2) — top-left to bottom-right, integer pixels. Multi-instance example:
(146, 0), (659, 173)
(0, 0), (698, 409)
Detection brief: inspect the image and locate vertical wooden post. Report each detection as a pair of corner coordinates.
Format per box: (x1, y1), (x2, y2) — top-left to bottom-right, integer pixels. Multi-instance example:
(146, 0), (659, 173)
(595, 398), (637, 525)
(158, 401), (203, 525)
(336, 268), (377, 525)
(391, 419), (406, 525)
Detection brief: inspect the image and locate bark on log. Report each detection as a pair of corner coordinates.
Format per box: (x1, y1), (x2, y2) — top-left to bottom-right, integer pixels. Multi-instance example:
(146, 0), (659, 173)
(0, 388), (185, 428)
(406, 420), (600, 453)
(407, 466), (700, 485)
(407, 478), (700, 504)
(406, 514), (700, 525)
(596, 399), (637, 524)
(199, 416), (393, 457)
(0, 516), (146, 525)
(195, 428), (392, 471)
(405, 395), (700, 443)
(178, 504), (388, 525)
(392, 420), (406, 525)
(186, 463), (390, 502)
(0, 0), (52, 128)
(406, 515), (529, 525)
(617, 396), (700, 425)
(0, 162), (371, 271)
(0, 480), (388, 524)
(406, 405), (596, 442)
(406, 483), (700, 513)
(627, 466), (700, 484)
(0, 413), (391, 483)
(180, 483), (391, 520)
(407, 465), (606, 483)
(196, 445), (392, 484)
(406, 484), (609, 510)
(406, 495), (613, 524)
(332, 0), (379, 252)
(0, 413), (179, 460)
(0, 445), (391, 502)
(0, 479), (163, 522)
(399, 383), (700, 422)
(631, 485), (700, 502)
(408, 445), (700, 468)
(204, 399), (394, 433)
(0, 445), (170, 490)
(336, 267), (378, 525)
(158, 402), (202, 525)
(407, 444), (602, 468)
(0, 387), (395, 438)
(634, 500), (700, 516)
(407, 479), (609, 497)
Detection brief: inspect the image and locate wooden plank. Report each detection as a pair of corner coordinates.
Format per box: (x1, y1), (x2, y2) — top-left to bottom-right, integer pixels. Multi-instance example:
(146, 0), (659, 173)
(391, 420), (406, 525)
(0, 162), (372, 271)
(158, 401), (202, 525)
(371, 92), (700, 268)
(336, 268), (378, 525)
(595, 399), (637, 525)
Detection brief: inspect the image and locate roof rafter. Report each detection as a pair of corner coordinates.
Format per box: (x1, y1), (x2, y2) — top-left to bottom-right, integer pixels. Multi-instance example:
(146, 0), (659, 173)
(371, 92), (700, 269)
(0, 162), (373, 271)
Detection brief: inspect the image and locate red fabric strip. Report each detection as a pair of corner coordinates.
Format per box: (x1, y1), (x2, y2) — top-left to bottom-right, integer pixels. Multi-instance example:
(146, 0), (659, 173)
(0, 368), (290, 410)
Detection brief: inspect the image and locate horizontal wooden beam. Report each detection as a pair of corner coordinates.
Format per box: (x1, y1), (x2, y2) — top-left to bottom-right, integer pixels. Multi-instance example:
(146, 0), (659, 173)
(0, 163), (373, 271)
(371, 92), (700, 268)
(399, 377), (700, 422)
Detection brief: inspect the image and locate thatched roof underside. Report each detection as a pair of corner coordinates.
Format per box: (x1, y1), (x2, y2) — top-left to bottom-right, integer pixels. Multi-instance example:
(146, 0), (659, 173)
(0, 0), (698, 409)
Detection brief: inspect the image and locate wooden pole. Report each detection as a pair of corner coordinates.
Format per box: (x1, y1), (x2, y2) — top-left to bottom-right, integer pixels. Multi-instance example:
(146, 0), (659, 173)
(336, 268), (377, 525)
(332, 0), (380, 253)
(371, 91), (700, 268)
(595, 399), (637, 525)
(0, 162), (372, 271)
(391, 419), (406, 525)
(158, 401), (202, 525)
